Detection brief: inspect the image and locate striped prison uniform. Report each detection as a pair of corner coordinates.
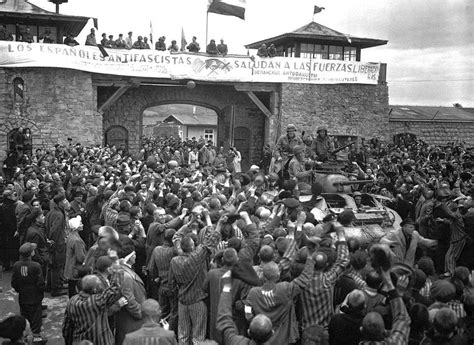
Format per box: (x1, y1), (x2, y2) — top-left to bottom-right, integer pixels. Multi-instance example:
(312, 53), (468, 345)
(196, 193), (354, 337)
(445, 212), (467, 274)
(62, 269), (123, 345)
(299, 239), (350, 331)
(169, 224), (220, 345)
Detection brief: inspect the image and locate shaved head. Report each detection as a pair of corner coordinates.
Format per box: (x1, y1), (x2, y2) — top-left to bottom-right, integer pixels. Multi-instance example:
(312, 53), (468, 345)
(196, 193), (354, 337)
(259, 245), (274, 263)
(223, 248), (238, 267)
(262, 261), (280, 282)
(313, 251), (328, 271)
(141, 299), (161, 319)
(81, 275), (100, 294)
(248, 314), (273, 343)
(347, 289), (366, 311)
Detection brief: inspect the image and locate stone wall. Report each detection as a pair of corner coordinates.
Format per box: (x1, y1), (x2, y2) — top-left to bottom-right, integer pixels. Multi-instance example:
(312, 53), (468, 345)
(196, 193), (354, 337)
(0, 67), (102, 156)
(279, 83), (389, 140)
(389, 121), (474, 146)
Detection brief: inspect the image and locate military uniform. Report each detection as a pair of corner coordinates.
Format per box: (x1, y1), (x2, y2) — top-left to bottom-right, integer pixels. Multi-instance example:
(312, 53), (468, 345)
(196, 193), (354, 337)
(288, 156), (312, 186)
(275, 135), (303, 162)
(217, 43), (228, 55)
(312, 126), (332, 161)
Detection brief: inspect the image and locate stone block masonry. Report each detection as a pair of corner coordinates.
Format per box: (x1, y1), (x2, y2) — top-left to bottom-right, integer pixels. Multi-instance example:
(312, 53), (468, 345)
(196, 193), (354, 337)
(389, 121), (474, 146)
(279, 83), (390, 140)
(0, 67), (102, 155)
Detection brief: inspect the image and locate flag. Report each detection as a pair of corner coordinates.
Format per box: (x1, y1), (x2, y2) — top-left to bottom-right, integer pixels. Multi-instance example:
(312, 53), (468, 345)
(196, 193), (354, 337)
(97, 44), (109, 58)
(149, 20), (153, 44)
(92, 18), (98, 30)
(314, 5), (325, 14)
(208, 0), (246, 20)
(180, 27), (187, 51)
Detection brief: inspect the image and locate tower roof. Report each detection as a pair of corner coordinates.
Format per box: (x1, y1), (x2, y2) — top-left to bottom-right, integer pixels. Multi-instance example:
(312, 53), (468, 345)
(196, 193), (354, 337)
(246, 21), (387, 49)
(0, 0), (93, 37)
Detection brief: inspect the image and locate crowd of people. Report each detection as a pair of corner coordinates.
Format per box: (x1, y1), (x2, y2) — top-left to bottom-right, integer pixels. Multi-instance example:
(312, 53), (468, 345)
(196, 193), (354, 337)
(0, 25), (230, 55)
(0, 124), (473, 345)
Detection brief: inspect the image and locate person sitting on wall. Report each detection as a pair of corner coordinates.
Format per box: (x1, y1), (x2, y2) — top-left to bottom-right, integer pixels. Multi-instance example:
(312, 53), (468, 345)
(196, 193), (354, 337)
(115, 34), (126, 49)
(155, 36), (166, 51)
(217, 39), (228, 56)
(39, 28), (55, 44)
(267, 43), (277, 57)
(257, 44), (268, 57)
(168, 40), (179, 52)
(85, 28), (97, 46)
(125, 31), (133, 49)
(132, 36), (145, 49)
(143, 37), (151, 49)
(0, 25), (14, 41)
(105, 35), (116, 48)
(206, 39), (219, 55)
(64, 34), (79, 47)
(21, 27), (34, 43)
(187, 36), (200, 53)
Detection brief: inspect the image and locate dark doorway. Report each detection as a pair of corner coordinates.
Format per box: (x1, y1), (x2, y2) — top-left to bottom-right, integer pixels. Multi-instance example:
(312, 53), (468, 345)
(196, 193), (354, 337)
(393, 133), (417, 147)
(7, 127), (32, 155)
(234, 126), (251, 171)
(105, 125), (129, 151)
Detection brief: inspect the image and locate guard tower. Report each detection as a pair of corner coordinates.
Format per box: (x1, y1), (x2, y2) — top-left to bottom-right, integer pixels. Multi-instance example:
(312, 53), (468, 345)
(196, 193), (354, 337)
(0, 0), (91, 44)
(246, 21), (387, 61)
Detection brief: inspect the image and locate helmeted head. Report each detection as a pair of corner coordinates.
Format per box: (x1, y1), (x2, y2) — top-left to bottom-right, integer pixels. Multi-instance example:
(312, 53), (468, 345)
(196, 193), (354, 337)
(286, 124), (297, 138)
(317, 126), (327, 138)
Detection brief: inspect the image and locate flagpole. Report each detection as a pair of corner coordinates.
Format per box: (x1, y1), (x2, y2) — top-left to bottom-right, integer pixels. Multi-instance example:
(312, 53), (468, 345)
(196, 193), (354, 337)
(205, 11), (209, 47)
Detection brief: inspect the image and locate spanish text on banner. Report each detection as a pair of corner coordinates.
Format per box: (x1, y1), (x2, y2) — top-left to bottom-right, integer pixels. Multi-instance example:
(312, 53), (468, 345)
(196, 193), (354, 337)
(0, 42), (380, 85)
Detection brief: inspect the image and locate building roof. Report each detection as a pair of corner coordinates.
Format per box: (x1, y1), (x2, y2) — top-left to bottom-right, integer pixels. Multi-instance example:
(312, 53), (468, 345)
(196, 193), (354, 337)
(0, 0), (92, 36)
(163, 114), (217, 126)
(389, 105), (474, 123)
(246, 21), (387, 49)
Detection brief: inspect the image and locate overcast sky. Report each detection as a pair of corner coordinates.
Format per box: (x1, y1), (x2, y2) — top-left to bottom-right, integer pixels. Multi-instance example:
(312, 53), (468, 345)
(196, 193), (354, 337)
(33, 0), (474, 107)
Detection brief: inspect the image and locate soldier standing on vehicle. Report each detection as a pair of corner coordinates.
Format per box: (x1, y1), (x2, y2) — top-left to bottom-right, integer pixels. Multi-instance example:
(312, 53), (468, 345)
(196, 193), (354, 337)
(312, 126), (332, 161)
(289, 145), (313, 192)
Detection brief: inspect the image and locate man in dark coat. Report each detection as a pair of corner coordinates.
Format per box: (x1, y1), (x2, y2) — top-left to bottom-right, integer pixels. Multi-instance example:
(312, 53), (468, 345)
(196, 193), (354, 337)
(45, 193), (70, 296)
(206, 39), (219, 55)
(147, 229), (178, 334)
(11, 242), (46, 343)
(25, 208), (50, 278)
(0, 189), (20, 270)
(15, 190), (35, 243)
(115, 238), (146, 345)
(217, 39), (228, 56)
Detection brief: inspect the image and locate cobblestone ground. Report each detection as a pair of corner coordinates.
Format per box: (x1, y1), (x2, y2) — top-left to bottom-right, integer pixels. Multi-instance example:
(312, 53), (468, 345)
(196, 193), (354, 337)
(0, 271), (66, 345)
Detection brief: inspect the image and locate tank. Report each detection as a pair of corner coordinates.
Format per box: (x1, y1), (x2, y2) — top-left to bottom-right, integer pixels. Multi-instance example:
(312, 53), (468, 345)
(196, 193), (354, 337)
(301, 172), (402, 245)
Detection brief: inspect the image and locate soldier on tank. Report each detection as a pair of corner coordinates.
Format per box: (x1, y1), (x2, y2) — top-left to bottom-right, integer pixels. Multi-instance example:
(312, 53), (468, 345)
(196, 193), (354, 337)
(288, 145), (313, 192)
(275, 124), (303, 163)
(312, 126), (332, 161)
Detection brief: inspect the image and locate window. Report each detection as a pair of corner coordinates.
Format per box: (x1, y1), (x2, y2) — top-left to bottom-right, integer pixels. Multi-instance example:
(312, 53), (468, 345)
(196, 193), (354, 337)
(300, 43), (330, 59)
(13, 77), (24, 102)
(204, 129), (214, 144)
(344, 47), (357, 61)
(314, 45), (329, 59)
(284, 45), (295, 57)
(329, 46), (343, 60)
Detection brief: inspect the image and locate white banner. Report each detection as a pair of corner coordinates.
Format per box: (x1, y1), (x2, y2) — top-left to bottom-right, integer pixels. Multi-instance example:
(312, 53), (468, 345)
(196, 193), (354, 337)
(0, 42), (380, 85)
